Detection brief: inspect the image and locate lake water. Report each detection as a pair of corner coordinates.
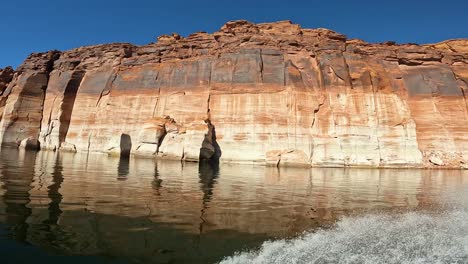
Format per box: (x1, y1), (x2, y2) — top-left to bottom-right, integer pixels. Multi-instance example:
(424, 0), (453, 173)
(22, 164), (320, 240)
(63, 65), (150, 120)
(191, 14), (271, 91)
(0, 148), (467, 263)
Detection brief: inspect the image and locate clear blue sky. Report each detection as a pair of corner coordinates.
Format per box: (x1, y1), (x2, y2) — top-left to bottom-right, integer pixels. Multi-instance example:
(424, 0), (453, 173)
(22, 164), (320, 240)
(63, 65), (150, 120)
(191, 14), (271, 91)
(2, 0), (467, 69)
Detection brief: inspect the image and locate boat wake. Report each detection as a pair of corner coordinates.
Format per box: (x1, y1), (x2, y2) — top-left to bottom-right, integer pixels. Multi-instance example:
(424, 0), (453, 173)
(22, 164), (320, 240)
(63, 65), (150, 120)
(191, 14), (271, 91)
(220, 191), (468, 264)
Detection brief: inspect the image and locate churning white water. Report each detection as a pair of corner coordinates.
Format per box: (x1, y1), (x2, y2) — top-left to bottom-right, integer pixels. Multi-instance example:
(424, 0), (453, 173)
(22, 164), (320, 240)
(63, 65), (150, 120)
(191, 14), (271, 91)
(221, 190), (468, 264)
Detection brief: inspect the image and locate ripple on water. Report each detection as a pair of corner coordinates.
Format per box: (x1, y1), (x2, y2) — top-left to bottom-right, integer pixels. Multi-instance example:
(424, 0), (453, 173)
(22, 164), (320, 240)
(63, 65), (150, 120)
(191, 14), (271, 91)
(221, 190), (468, 264)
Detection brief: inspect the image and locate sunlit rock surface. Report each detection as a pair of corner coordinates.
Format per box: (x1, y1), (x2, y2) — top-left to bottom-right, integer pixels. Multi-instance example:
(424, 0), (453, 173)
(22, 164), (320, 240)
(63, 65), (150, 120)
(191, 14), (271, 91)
(0, 21), (467, 168)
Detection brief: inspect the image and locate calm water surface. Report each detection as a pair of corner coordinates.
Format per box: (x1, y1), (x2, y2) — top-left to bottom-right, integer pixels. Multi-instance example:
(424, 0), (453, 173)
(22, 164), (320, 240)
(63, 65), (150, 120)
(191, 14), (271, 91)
(0, 148), (467, 263)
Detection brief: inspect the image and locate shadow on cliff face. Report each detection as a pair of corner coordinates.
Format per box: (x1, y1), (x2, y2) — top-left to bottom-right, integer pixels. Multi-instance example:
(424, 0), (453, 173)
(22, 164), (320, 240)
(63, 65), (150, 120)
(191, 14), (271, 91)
(119, 134), (132, 158)
(58, 70), (85, 146)
(199, 120), (221, 162)
(118, 134), (131, 179)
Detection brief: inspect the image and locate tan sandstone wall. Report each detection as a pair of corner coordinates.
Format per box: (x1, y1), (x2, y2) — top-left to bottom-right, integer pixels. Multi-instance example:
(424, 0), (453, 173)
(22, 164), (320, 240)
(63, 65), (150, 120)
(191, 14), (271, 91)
(0, 21), (467, 168)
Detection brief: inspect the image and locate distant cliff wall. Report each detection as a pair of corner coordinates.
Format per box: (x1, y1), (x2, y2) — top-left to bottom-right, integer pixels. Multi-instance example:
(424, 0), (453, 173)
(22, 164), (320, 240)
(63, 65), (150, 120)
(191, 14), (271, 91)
(0, 21), (467, 168)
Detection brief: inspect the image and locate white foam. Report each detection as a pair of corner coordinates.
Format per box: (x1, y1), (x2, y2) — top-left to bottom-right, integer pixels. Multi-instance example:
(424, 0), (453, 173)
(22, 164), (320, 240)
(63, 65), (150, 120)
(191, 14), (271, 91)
(221, 189), (468, 264)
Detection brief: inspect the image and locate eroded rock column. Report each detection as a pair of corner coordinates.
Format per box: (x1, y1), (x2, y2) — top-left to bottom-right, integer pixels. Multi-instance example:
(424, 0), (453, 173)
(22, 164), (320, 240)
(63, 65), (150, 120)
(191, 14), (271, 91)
(0, 51), (60, 149)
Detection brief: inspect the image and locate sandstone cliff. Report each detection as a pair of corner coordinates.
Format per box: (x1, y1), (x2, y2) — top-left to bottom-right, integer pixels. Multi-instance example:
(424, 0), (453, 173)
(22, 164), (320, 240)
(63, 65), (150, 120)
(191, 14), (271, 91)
(0, 20), (467, 168)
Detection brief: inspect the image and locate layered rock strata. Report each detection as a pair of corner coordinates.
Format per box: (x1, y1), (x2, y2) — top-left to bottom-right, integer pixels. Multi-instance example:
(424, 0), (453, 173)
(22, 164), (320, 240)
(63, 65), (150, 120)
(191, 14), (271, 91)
(0, 20), (467, 168)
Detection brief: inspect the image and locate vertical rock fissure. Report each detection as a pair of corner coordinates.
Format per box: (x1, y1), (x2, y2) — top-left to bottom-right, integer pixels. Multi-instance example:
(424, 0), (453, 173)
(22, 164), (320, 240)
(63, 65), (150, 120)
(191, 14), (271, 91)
(58, 70), (85, 146)
(207, 61), (212, 115)
(259, 49), (264, 83)
(151, 71), (160, 118)
(35, 54), (61, 150)
(36, 85), (49, 145)
(370, 74), (382, 166)
(453, 73), (468, 111)
(330, 66), (347, 83)
(283, 61), (288, 87)
(207, 94), (211, 117)
(461, 83), (468, 111)
(309, 98), (324, 163)
(199, 60), (220, 161)
(293, 89), (298, 148)
(369, 71), (376, 94)
(342, 52), (354, 89)
(311, 98), (325, 129)
(311, 53), (326, 164)
(44, 96), (58, 137)
(87, 133), (92, 154)
(96, 73), (117, 107)
(315, 55), (326, 89)
(208, 61), (212, 87)
(371, 73), (382, 165)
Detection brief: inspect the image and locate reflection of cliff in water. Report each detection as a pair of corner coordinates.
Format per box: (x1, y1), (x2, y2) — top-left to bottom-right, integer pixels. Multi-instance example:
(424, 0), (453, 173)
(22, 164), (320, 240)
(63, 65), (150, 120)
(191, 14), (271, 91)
(0, 150), (467, 263)
(0, 148), (35, 242)
(117, 155), (130, 179)
(152, 162), (162, 195)
(197, 160), (220, 247)
(199, 160), (219, 205)
(44, 153), (64, 225)
(0, 149), (267, 263)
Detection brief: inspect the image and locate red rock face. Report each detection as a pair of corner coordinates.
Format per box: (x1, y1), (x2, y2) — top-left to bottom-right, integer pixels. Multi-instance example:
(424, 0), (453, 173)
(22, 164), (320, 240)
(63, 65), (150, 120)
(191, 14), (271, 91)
(0, 66), (14, 93)
(0, 20), (467, 168)
(0, 66), (15, 121)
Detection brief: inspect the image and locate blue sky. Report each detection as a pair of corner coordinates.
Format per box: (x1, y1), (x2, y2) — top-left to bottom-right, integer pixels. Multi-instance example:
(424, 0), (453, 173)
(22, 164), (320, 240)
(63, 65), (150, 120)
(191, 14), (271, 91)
(2, 0), (467, 68)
